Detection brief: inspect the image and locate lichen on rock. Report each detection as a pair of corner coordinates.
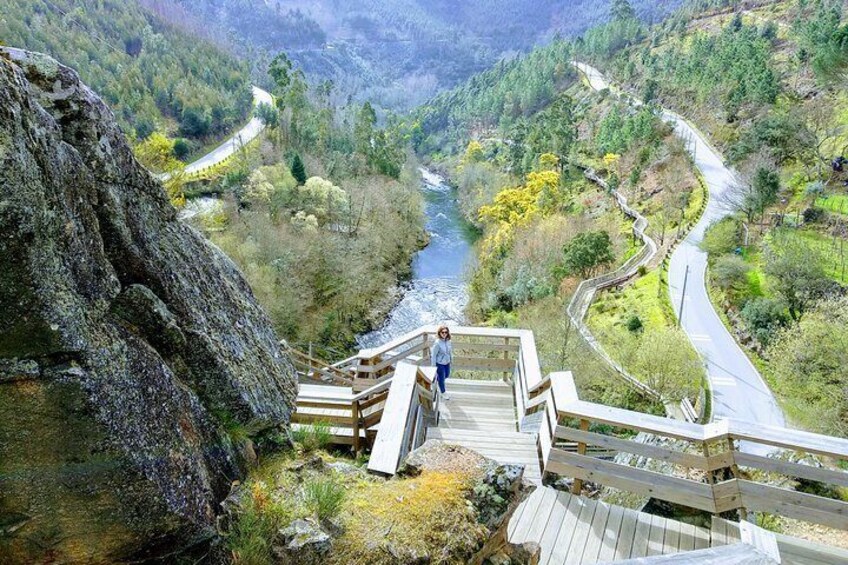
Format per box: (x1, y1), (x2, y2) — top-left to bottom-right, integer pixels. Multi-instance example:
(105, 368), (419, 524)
(0, 48), (297, 563)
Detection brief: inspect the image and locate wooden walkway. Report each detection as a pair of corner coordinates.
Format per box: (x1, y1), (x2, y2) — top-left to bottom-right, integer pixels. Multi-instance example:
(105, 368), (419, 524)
(426, 378), (543, 484)
(507, 487), (741, 564)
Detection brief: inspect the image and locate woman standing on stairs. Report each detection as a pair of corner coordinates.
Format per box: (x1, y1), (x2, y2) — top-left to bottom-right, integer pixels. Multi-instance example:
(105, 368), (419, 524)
(431, 326), (453, 400)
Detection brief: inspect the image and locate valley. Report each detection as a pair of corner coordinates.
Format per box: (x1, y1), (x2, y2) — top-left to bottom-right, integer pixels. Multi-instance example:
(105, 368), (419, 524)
(2, 0), (848, 562)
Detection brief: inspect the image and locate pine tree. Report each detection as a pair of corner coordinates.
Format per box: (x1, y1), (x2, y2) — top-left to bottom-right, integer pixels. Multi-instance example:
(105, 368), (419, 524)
(291, 153), (307, 185)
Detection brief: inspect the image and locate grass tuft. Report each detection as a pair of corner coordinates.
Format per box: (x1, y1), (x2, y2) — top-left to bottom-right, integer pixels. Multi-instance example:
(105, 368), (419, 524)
(303, 476), (346, 521)
(292, 421), (332, 453)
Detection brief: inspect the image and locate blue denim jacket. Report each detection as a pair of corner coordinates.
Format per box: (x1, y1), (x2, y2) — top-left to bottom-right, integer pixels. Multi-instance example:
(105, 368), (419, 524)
(430, 338), (453, 366)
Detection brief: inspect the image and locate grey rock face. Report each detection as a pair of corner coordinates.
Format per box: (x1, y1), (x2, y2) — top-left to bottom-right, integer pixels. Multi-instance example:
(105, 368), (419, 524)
(0, 48), (297, 563)
(274, 519), (333, 564)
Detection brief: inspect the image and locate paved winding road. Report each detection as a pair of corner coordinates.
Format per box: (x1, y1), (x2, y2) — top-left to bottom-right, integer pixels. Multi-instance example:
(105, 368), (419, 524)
(573, 62), (785, 432)
(185, 86), (273, 175)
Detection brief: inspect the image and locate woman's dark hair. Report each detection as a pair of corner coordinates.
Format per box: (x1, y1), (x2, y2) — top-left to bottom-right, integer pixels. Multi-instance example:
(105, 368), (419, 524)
(436, 325), (451, 340)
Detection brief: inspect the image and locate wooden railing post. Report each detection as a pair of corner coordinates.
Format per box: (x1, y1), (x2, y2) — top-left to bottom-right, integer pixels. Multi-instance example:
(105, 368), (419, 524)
(352, 399), (361, 454)
(503, 337), (510, 382)
(308, 342), (313, 378)
(571, 418), (590, 495)
(702, 441), (715, 485)
(727, 437), (748, 521)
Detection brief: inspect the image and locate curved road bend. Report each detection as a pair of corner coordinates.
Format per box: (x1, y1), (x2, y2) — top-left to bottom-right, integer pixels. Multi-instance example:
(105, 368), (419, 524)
(573, 62), (785, 435)
(185, 86), (273, 175)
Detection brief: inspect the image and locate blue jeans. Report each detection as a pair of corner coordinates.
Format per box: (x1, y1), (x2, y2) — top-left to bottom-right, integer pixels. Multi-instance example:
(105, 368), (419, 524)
(436, 363), (450, 394)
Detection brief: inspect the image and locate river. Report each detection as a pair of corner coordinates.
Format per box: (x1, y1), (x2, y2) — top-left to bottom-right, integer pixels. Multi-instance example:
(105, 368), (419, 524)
(357, 168), (476, 348)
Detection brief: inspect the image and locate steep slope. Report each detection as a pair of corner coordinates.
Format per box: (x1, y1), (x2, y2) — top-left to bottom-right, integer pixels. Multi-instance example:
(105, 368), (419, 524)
(0, 0), (253, 141)
(152, 0), (682, 110)
(0, 49), (296, 563)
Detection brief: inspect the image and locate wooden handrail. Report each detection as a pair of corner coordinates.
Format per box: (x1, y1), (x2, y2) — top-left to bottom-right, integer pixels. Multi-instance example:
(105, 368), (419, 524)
(538, 372), (848, 530)
(367, 362), (439, 476)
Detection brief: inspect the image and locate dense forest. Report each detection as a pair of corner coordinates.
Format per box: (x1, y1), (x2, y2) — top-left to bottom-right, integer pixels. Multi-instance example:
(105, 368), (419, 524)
(143, 0), (683, 111)
(0, 0), (253, 144)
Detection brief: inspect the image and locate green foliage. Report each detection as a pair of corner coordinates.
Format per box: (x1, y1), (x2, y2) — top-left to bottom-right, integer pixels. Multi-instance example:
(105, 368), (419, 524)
(728, 110), (815, 165)
(291, 153), (307, 185)
(701, 218), (741, 256)
(577, 3), (644, 59)
(712, 255), (751, 295)
(741, 297), (789, 346)
(624, 327), (702, 402)
(172, 138), (190, 160)
(768, 297), (848, 435)
(764, 236), (833, 320)
(303, 476), (346, 521)
(0, 0), (252, 141)
(292, 421), (332, 453)
(633, 18), (779, 121)
(226, 489), (286, 565)
(595, 105), (663, 156)
(625, 315), (643, 333)
(255, 102), (280, 128)
(562, 230), (615, 279)
(793, 0), (848, 84)
(417, 39), (577, 151)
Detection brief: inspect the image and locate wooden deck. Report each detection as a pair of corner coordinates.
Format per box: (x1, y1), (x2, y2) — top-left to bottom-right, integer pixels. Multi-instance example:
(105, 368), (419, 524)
(507, 487), (737, 564)
(426, 378), (543, 484)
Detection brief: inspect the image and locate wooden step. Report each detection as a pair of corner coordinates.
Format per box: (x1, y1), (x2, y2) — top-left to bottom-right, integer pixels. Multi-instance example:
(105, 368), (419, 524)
(447, 379), (512, 392)
(437, 420), (517, 432)
(429, 427), (535, 440)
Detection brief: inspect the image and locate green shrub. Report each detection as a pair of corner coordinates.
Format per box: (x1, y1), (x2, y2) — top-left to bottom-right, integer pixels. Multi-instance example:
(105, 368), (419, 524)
(304, 476), (346, 521)
(712, 255), (751, 294)
(625, 315), (643, 333)
(701, 218), (741, 256)
(292, 421), (332, 453)
(740, 298), (789, 345)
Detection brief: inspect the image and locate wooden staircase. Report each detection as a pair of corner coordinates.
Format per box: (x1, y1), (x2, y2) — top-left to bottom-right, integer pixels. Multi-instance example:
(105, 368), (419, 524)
(427, 378), (542, 484)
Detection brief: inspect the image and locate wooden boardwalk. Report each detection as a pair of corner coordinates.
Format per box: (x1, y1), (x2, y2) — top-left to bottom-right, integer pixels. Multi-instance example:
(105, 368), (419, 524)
(508, 487), (737, 564)
(426, 378), (543, 484)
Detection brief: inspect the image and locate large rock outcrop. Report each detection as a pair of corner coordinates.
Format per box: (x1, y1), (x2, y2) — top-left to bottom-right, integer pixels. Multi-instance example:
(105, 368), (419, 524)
(0, 48), (297, 562)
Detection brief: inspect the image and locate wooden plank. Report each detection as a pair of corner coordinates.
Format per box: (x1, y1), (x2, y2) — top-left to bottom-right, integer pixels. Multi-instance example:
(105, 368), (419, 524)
(450, 357), (518, 372)
(692, 525), (710, 550)
(556, 426), (713, 470)
(450, 342), (520, 353)
(739, 521), (779, 562)
(538, 491), (575, 565)
(662, 518), (680, 554)
(710, 516), (729, 547)
(630, 511), (652, 558)
(734, 451), (848, 488)
(579, 499), (610, 563)
(596, 503), (625, 563)
(548, 495), (591, 564)
(726, 419), (848, 459)
(519, 331), (544, 392)
(558, 400), (706, 442)
(510, 488), (547, 543)
(711, 479), (743, 514)
(546, 450), (717, 512)
(677, 521), (697, 553)
(539, 411), (553, 469)
(646, 514), (667, 556)
(775, 532), (848, 565)
(367, 364), (418, 475)
(523, 487), (559, 545)
(612, 508), (640, 561)
(738, 479), (848, 530)
(507, 490), (535, 539)
(562, 497), (598, 565)
(549, 371), (579, 412)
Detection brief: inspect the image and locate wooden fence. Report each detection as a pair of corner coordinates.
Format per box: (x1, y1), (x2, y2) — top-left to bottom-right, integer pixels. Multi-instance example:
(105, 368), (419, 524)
(539, 372), (848, 531)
